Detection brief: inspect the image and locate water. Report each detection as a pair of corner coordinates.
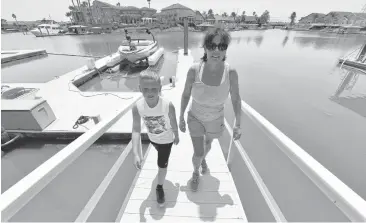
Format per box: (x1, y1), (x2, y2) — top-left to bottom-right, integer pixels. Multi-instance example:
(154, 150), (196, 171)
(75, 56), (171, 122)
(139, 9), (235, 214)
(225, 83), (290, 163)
(2, 30), (366, 201)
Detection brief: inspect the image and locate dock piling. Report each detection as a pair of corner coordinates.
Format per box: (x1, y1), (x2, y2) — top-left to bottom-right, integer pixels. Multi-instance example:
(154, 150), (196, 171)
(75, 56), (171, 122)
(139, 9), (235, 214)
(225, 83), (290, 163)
(184, 18), (188, 56)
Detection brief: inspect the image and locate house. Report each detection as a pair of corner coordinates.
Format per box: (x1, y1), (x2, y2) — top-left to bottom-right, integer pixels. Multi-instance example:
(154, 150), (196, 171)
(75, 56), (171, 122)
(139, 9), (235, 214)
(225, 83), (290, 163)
(299, 12), (366, 26)
(195, 11), (205, 24)
(71, 0), (156, 24)
(298, 13), (326, 24)
(159, 3), (196, 24)
(241, 15), (257, 24)
(205, 14), (236, 24)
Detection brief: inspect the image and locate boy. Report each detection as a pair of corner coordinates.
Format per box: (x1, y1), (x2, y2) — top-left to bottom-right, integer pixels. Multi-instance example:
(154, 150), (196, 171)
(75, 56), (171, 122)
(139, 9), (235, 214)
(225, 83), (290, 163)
(132, 70), (179, 207)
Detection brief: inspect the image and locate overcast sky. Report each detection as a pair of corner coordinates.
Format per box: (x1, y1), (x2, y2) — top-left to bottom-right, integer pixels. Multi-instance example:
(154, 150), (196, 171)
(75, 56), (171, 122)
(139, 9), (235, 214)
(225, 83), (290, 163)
(1, 0), (365, 22)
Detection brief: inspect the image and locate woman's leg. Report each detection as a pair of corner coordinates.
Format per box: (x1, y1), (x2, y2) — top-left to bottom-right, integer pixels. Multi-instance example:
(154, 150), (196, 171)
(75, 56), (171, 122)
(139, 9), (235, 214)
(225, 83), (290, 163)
(190, 135), (205, 174)
(189, 135), (205, 191)
(201, 136), (213, 174)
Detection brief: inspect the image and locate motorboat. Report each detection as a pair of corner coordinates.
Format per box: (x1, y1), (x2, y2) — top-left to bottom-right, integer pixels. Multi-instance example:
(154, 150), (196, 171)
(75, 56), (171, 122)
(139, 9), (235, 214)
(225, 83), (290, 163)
(117, 28), (159, 63)
(66, 25), (91, 35)
(30, 23), (64, 37)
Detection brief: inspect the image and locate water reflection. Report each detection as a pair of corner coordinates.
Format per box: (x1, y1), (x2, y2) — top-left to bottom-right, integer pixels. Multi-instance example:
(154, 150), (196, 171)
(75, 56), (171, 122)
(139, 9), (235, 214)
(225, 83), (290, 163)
(330, 66), (366, 118)
(282, 36), (289, 47)
(293, 34), (366, 51)
(253, 36), (264, 47)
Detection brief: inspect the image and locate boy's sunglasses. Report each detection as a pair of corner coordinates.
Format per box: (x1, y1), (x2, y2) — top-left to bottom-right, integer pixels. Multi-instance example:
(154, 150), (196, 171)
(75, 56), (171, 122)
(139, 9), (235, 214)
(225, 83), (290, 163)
(206, 43), (228, 51)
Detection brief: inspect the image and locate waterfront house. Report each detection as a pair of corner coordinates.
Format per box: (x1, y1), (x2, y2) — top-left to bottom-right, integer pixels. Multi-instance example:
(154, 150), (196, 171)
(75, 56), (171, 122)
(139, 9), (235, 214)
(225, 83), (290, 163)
(71, 0), (156, 25)
(159, 3), (196, 24)
(298, 13), (326, 24)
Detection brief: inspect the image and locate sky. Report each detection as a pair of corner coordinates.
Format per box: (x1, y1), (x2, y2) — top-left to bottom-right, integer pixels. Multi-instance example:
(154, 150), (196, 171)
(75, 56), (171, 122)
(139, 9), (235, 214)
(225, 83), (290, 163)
(1, 0), (365, 22)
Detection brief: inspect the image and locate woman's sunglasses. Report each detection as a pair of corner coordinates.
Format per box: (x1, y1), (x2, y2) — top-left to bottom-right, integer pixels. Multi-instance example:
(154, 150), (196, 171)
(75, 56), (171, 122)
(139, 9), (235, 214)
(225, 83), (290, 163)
(206, 43), (228, 51)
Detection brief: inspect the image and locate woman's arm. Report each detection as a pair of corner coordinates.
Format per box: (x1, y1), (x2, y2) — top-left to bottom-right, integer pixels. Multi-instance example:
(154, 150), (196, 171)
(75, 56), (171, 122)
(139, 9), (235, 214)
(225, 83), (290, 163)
(179, 66), (196, 119)
(229, 68), (242, 128)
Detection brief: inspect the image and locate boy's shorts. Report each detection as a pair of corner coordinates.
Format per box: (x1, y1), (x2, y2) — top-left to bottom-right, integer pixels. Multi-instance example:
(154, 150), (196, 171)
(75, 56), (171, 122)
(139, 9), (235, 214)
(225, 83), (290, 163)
(187, 111), (225, 139)
(150, 141), (173, 168)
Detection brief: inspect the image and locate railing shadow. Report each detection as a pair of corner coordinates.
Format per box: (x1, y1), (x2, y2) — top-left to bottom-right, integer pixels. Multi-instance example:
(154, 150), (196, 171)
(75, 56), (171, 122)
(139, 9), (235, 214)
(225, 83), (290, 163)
(180, 173), (234, 221)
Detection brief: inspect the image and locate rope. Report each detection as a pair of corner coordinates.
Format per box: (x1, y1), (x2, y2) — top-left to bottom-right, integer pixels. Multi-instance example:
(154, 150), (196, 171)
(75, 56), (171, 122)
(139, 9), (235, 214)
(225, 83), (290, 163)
(47, 53), (103, 59)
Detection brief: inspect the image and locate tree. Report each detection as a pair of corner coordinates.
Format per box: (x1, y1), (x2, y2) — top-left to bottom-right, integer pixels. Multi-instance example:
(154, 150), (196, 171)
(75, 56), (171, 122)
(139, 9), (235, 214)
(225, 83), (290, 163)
(290, 12), (296, 26)
(87, 0), (94, 24)
(222, 12), (228, 17)
(241, 11), (246, 22)
(208, 9), (213, 15)
(116, 2), (120, 6)
(259, 10), (270, 24)
(65, 12), (74, 22)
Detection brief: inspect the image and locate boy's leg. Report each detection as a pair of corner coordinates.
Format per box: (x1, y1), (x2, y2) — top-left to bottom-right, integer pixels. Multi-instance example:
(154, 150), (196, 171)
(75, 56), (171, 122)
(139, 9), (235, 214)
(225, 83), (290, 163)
(152, 142), (173, 206)
(156, 142), (173, 186)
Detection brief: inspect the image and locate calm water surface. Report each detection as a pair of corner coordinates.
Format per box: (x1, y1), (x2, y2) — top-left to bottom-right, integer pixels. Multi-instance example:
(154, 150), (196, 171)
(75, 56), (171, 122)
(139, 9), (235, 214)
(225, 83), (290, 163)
(2, 30), (366, 200)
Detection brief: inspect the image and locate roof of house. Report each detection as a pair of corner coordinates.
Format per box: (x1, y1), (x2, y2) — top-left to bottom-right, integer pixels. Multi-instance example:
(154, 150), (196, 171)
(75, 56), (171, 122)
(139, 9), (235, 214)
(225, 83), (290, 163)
(140, 7), (156, 11)
(161, 3), (192, 11)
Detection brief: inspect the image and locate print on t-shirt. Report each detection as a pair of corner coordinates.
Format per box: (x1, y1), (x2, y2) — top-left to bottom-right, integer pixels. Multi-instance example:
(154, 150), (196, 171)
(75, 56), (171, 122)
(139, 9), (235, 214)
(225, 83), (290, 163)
(143, 115), (167, 134)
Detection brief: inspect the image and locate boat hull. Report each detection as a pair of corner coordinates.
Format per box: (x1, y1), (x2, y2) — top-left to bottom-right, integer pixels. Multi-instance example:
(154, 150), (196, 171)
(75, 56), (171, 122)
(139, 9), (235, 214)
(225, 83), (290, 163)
(30, 29), (62, 37)
(118, 41), (159, 63)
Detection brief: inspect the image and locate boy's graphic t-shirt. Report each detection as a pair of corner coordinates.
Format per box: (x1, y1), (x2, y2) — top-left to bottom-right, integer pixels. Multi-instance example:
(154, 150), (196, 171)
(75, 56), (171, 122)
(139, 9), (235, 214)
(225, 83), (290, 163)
(136, 97), (174, 144)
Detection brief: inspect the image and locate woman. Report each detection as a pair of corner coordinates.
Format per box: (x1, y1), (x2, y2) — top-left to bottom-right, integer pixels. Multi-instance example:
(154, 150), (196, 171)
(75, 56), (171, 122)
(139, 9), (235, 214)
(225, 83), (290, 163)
(179, 28), (242, 191)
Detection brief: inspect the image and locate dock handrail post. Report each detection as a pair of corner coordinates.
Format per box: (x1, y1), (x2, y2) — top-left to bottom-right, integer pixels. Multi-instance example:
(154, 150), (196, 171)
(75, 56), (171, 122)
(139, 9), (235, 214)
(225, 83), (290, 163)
(184, 18), (188, 55)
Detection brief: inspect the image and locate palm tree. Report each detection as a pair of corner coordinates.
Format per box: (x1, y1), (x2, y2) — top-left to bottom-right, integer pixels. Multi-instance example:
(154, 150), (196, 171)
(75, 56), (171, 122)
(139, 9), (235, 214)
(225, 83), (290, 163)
(231, 12), (236, 22)
(147, 0), (151, 8)
(87, 0), (94, 24)
(290, 12), (296, 26)
(65, 12), (73, 22)
(241, 11), (246, 22)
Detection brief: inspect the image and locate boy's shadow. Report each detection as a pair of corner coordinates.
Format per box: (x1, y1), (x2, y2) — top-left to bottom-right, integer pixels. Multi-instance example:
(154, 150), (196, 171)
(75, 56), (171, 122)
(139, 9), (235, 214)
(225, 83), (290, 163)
(139, 176), (180, 222)
(180, 172), (234, 222)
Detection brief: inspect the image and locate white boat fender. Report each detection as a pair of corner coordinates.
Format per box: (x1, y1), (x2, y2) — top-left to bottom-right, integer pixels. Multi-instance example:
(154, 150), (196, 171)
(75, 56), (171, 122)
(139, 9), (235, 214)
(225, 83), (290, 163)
(148, 48), (164, 66)
(86, 58), (96, 70)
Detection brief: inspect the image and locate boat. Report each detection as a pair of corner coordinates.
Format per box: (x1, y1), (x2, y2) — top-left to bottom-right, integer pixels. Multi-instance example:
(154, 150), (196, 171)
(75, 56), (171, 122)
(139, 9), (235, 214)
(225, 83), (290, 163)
(339, 43), (366, 70)
(30, 23), (64, 37)
(117, 28), (159, 63)
(66, 25), (91, 35)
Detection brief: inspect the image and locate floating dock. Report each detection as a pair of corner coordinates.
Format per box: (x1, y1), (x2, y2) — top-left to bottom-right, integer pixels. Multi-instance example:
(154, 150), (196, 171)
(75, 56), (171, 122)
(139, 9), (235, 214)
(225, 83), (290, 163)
(118, 51), (247, 222)
(1, 49), (47, 64)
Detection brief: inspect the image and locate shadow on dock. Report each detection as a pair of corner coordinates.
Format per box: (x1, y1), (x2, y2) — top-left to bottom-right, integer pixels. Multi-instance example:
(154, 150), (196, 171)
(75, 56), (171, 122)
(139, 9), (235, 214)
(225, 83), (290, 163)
(138, 176), (179, 222)
(180, 173), (235, 222)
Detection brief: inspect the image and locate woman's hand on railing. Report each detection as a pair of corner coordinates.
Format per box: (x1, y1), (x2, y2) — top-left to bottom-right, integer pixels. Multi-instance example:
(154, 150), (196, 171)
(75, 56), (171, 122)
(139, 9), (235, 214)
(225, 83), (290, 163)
(179, 117), (186, 132)
(233, 126), (241, 140)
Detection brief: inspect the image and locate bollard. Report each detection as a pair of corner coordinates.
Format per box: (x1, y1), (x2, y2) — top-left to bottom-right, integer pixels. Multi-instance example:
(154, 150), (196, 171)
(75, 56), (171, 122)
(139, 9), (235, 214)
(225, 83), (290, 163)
(184, 18), (188, 55)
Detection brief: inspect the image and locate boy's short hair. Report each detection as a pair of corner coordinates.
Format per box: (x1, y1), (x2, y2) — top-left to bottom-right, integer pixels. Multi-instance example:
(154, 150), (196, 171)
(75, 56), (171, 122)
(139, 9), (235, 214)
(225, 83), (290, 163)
(139, 69), (161, 85)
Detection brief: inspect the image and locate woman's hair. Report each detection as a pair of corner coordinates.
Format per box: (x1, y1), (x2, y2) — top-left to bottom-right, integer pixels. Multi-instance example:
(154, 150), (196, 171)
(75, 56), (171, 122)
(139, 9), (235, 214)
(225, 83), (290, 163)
(201, 27), (231, 62)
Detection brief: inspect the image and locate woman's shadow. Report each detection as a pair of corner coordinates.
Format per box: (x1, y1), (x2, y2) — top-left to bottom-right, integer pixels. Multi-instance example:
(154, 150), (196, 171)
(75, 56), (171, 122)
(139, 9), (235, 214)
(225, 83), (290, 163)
(139, 176), (180, 222)
(180, 172), (234, 221)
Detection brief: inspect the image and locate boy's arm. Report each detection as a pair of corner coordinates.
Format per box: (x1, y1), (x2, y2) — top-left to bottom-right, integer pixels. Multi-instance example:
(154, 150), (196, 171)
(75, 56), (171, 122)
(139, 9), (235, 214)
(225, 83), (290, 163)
(132, 104), (142, 158)
(168, 102), (179, 137)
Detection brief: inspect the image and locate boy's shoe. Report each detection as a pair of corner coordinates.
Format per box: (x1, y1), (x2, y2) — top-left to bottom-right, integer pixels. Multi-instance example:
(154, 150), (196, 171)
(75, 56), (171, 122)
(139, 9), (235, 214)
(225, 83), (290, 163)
(201, 159), (209, 174)
(190, 172), (200, 192)
(156, 187), (165, 207)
